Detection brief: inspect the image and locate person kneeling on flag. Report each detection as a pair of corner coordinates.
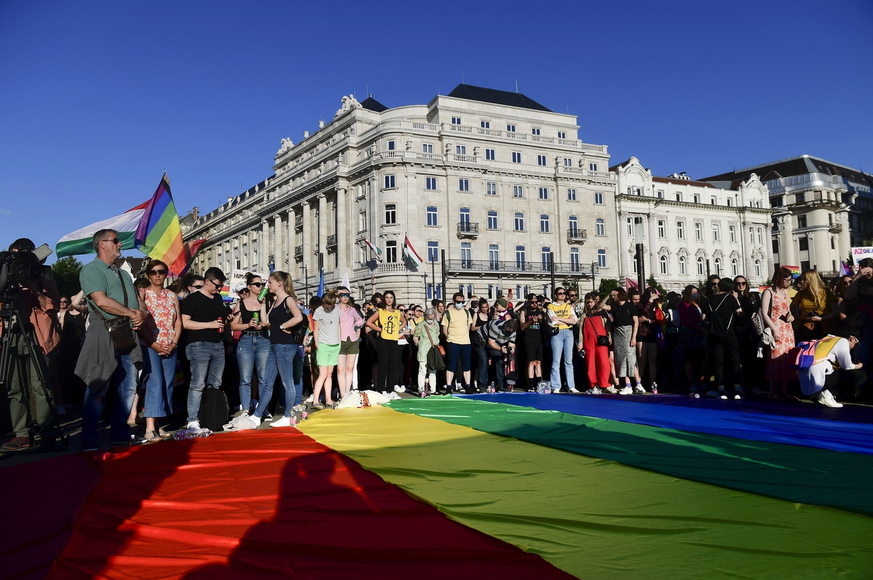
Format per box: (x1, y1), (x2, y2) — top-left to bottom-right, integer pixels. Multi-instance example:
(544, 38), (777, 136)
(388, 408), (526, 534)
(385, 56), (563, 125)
(797, 335), (865, 408)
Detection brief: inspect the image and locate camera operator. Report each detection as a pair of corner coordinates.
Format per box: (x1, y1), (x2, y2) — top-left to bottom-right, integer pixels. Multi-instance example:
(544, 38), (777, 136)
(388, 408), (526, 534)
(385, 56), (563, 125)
(76, 229), (147, 451)
(486, 318), (518, 392)
(1, 238), (62, 451)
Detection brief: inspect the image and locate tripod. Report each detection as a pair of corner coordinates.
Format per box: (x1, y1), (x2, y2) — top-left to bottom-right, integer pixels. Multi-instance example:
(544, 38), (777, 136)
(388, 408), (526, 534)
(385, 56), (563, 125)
(0, 298), (68, 451)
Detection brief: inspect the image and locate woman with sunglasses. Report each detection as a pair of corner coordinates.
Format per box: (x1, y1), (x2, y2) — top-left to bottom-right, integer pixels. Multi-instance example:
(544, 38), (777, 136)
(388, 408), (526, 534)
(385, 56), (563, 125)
(229, 273), (272, 421)
(265, 271), (304, 427)
(336, 287), (363, 400)
(547, 287), (578, 393)
(733, 275), (763, 396)
(139, 260), (182, 441)
(761, 267), (796, 400)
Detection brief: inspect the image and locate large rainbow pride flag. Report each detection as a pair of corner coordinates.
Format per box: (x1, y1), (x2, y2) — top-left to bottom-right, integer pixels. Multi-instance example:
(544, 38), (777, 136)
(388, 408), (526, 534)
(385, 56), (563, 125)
(3, 394), (871, 579)
(134, 174), (187, 276)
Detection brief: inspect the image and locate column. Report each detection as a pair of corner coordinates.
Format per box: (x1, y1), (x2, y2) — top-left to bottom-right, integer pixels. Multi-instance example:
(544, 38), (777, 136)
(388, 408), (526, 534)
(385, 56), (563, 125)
(647, 214), (658, 279)
(617, 211), (629, 278)
(260, 219), (270, 269)
(302, 200), (313, 282)
(288, 207), (298, 277)
(336, 186), (348, 273)
(765, 224), (776, 277)
(741, 221), (754, 277)
(273, 214), (283, 273)
(317, 193), (327, 272)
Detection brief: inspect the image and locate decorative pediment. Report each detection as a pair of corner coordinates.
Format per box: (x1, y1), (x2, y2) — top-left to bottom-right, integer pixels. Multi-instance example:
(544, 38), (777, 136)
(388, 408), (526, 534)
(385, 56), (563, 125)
(695, 248), (708, 258)
(676, 247), (690, 258)
(657, 246), (671, 257)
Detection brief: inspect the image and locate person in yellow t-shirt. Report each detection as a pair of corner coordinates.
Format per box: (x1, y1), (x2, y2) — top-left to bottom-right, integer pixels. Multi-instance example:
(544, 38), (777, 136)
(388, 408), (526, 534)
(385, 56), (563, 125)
(547, 288), (578, 393)
(441, 292), (474, 393)
(366, 290), (406, 393)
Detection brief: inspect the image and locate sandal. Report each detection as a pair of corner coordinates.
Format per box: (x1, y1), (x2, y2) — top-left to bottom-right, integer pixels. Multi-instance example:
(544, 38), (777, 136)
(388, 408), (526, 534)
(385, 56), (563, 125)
(143, 430), (162, 443)
(158, 428), (173, 439)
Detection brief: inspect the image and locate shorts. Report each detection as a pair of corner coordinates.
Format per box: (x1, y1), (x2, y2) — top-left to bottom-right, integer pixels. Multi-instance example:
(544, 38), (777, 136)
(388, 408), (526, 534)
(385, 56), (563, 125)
(446, 342), (472, 372)
(316, 343), (340, 367)
(339, 339), (360, 355)
(524, 339), (543, 362)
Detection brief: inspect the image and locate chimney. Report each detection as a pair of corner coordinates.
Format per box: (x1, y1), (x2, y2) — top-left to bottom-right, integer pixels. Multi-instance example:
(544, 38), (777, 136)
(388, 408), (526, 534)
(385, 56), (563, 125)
(193, 206), (199, 220)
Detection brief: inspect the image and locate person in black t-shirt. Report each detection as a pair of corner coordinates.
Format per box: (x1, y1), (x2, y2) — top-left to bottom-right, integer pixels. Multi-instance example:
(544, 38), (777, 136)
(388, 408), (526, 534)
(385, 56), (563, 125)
(703, 278), (743, 400)
(180, 267), (227, 429)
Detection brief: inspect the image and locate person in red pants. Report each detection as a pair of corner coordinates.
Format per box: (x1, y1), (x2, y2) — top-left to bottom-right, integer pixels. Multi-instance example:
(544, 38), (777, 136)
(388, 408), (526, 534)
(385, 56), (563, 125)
(578, 292), (612, 395)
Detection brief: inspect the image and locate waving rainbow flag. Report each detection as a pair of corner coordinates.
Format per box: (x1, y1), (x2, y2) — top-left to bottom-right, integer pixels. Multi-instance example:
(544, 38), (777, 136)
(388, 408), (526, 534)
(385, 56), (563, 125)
(135, 174), (187, 276)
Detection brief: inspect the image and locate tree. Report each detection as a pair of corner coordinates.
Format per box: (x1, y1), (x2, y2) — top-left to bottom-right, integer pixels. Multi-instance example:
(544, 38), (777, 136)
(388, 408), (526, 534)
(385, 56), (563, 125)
(52, 256), (83, 299)
(597, 278), (620, 298)
(646, 275), (666, 297)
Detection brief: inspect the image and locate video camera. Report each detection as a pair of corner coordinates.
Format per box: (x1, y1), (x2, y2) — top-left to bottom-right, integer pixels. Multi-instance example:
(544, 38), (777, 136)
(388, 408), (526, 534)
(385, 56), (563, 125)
(0, 240), (54, 303)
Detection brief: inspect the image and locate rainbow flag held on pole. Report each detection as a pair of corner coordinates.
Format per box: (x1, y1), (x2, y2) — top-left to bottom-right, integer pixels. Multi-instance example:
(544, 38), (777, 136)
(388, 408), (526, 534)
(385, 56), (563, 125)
(135, 174), (187, 276)
(839, 261), (853, 276)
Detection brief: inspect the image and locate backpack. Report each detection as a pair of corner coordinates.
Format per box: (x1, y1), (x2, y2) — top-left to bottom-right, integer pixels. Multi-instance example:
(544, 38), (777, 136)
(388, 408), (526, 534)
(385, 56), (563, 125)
(474, 323), (489, 347)
(199, 386), (230, 432)
(704, 294), (733, 339)
(793, 341), (817, 370)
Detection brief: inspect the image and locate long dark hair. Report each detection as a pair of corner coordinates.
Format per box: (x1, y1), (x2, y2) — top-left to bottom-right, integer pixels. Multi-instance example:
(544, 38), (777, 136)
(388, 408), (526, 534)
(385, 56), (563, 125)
(771, 267), (793, 288)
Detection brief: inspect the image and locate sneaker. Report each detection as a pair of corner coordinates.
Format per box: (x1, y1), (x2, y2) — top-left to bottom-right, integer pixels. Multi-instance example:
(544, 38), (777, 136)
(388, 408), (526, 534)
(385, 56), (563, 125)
(689, 386), (700, 399)
(717, 389), (729, 400)
(604, 386), (618, 394)
(734, 386), (745, 400)
(817, 389), (843, 408)
(235, 415), (261, 430)
(587, 387), (602, 395)
(568, 387), (580, 393)
(618, 386), (633, 395)
(634, 385), (646, 395)
(223, 411), (249, 430)
(305, 395), (314, 404)
(2, 436), (31, 451)
(271, 416), (293, 428)
(428, 387), (436, 394)
(394, 385), (406, 393)
(263, 411), (273, 421)
(186, 420), (201, 431)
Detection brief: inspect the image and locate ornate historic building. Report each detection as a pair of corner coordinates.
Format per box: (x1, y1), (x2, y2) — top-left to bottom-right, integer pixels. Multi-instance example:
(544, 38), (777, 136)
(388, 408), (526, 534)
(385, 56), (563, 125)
(183, 85), (615, 301)
(612, 157), (774, 289)
(701, 155), (873, 276)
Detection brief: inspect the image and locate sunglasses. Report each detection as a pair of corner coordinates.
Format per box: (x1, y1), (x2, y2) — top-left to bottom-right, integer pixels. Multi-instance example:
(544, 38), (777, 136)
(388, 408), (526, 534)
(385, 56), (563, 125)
(530, 302), (539, 305)
(250, 282), (264, 287)
(568, 294), (577, 298)
(59, 300), (68, 304)
(192, 284), (204, 289)
(736, 281), (747, 286)
(148, 269), (167, 275)
(207, 279), (223, 288)
(339, 293), (351, 298)
(101, 237), (121, 245)
(556, 292), (565, 296)
(454, 301), (465, 305)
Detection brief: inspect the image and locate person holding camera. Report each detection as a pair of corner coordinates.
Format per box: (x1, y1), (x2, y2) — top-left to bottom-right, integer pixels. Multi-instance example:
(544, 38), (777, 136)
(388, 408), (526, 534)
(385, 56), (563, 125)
(76, 230), (148, 451)
(1, 238), (62, 451)
(486, 318), (518, 392)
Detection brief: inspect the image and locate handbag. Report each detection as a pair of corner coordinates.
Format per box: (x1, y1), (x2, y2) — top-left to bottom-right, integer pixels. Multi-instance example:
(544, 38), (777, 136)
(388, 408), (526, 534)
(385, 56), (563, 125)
(90, 267), (136, 351)
(281, 297), (308, 344)
(423, 323), (446, 371)
(586, 315), (610, 346)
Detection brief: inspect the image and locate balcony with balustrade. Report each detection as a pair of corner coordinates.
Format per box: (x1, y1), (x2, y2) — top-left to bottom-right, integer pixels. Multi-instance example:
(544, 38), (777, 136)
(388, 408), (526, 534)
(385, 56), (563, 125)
(457, 222), (480, 238)
(567, 228), (588, 244)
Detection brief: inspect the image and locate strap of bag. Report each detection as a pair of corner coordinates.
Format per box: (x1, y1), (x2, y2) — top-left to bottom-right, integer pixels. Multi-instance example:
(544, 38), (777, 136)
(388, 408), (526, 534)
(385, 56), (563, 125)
(424, 322), (438, 347)
(586, 314), (606, 338)
(89, 266), (130, 323)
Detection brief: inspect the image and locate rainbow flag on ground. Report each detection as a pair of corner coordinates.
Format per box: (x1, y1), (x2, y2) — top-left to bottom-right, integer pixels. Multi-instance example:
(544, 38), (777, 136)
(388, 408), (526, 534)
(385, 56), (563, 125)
(135, 174), (187, 276)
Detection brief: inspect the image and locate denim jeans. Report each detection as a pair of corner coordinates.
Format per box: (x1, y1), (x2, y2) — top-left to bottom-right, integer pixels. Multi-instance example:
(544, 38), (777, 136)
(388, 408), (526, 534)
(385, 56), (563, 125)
(293, 345), (304, 406)
(144, 347), (177, 418)
(82, 350), (137, 447)
(272, 343), (298, 417)
(186, 341), (226, 423)
(237, 334), (272, 412)
(475, 345), (490, 388)
(550, 328), (575, 392)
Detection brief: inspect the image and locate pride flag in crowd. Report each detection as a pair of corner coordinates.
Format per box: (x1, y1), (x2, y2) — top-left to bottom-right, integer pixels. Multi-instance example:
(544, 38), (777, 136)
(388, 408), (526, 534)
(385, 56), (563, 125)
(135, 174), (187, 276)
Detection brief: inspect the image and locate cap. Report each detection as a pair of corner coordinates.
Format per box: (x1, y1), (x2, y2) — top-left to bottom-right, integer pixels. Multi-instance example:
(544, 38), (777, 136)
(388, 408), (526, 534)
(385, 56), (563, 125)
(235, 281), (248, 293)
(496, 297), (508, 309)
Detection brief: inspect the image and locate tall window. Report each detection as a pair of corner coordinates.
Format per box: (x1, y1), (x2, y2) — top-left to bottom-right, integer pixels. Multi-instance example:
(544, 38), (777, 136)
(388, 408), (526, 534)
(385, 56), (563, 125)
(557, 131), (566, 139)
(729, 225), (736, 243)
(359, 210), (367, 232)
(506, 124), (516, 132)
(597, 249), (607, 268)
(540, 214), (550, 233)
(541, 247), (552, 270)
(512, 151), (522, 163)
(595, 192), (604, 204)
(659, 255), (668, 275)
(459, 207), (470, 228)
(485, 148), (495, 160)
(569, 216), (579, 236)
(387, 140), (395, 151)
(589, 163), (598, 172)
(480, 121), (490, 128)
(489, 244), (500, 269)
(516, 245), (526, 269)
(754, 259), (761, 278)
(427, 241), (439, 262)
(563, 157), (572, 167)
(713, 223), (720, 242)
(459, 178), (469, 192)
(486, 182), (497, 196)
(456, 145), (466, 155)
(537, 154), (547, 166)
(731, 258), (739, 277)
(539, 187), (548, 200)
(695, 222), (703, 241)
(697, 257), (705, 275)
(570, 247), (580, 271)
(532, 128), (541, 136)
(422, 143), (433, 153)
(386, 241), (397, 263)
(677, 221), (685, 239)
(757, 227), (763, 244)
(679, 256), (687, 275)
(426, 206), (438, 226)
(513, 185), (524, 198)
(596, 218), (605, 236)
(451, 117), (462, 125)
(425, 177), (437, 190)
(714, 258), (722, 276)
(514, 212), (524, 231)
(459, 243), (472, 268)
(487, 210), (498, 230)
(384, 175), (395, 189)
(384, 204), (396, 225)
(658, 220), (666, 238)
(567, 188), (577, 201)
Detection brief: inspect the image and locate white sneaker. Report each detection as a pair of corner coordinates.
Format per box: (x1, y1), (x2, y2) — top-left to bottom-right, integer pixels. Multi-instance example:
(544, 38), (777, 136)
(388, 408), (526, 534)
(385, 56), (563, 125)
(818, 390), (843, 408)
(186, 420), (201, 431)
(235, 415), (261, 431)
(569, 387), (580, 393)
(619, 386), (633, 395)
(634, 385), (646, 394)
(271, 416), (293, 428)
(305, 395), (314, 403)
(587, 386), (602, 395)
(428, 387), (436, 394)
(605, 386), (618, 394)
(734, 386), (745, 400)
(394, 385), (406, 393)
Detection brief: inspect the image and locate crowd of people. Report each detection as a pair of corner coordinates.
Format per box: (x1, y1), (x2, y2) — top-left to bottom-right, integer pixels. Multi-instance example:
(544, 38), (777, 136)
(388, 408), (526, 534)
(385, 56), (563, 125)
(3, 228), (872, 451)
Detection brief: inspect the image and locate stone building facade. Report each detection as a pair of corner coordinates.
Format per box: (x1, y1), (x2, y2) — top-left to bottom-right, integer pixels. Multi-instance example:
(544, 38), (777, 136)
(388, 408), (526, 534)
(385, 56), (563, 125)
(183, 85), (616, 302)
(612, 157), (774, 289)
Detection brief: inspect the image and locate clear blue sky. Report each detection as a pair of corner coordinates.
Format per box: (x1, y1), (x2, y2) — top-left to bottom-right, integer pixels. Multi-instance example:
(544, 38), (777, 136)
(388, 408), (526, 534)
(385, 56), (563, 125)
(2, 0), (871, 261)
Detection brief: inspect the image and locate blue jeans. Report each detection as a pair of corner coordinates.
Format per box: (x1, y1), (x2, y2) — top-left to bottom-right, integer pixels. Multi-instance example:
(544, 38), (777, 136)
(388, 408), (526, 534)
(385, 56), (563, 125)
(272, 343), (298, 417)
(237, 334), (272, 412)
(144, 347), (176, 418)
(253, 346), (277, 419)
(550, 328), (575, 392)
(186, 341), (226, 423)
(82, 351), (137, 447)
(475, 345), (489, 387)
(293, 345), (304, 406)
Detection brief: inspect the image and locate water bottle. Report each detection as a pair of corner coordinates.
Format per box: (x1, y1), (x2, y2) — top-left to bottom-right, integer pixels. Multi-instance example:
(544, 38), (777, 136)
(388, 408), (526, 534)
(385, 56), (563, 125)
(490, 381), (496, 394)
(422, 377), (430, 397)
(301, 404), (309, 421)
(172, 429), (190, 441)
(291, 415), (298, 428)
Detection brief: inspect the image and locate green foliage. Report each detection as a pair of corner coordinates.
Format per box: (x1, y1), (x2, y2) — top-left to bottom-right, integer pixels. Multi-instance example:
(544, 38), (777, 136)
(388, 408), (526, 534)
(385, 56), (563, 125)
(597, 278), (620, 298)
(51, 256), (83, 299)
(561, 278), (580, 293)
(646, 275), (666, 296)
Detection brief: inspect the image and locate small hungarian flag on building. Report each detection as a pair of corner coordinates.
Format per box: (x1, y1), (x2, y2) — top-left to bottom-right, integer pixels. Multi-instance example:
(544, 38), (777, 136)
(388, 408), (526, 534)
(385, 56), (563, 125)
(363, 239), (382, 262)
(403, 235), (424, 268)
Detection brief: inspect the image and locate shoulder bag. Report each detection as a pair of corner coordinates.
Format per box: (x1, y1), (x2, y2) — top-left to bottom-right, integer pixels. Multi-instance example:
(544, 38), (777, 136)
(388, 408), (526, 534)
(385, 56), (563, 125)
(424, 323), (446, 371)
(90, 267), (136, 351)
(586, 314), (610, 346)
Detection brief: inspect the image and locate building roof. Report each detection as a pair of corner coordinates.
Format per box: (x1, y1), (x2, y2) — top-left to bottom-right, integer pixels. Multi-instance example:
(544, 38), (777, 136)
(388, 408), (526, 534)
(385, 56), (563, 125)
(446, 84), (552, 112)
(652, 176), (715, 188)
(360, 96), (388, 112)
(700, 155), (873, 190)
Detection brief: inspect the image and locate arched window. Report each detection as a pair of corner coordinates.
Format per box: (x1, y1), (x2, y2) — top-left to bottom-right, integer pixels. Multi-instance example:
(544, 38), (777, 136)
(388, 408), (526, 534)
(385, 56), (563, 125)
(697, 257), (705, 276)
(659, 255), (668, 275)
(679, 256), (687, 276)
(754, 259), (761, 278)
(714, 258), (722, 276)
(731, 258), (739, 277)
